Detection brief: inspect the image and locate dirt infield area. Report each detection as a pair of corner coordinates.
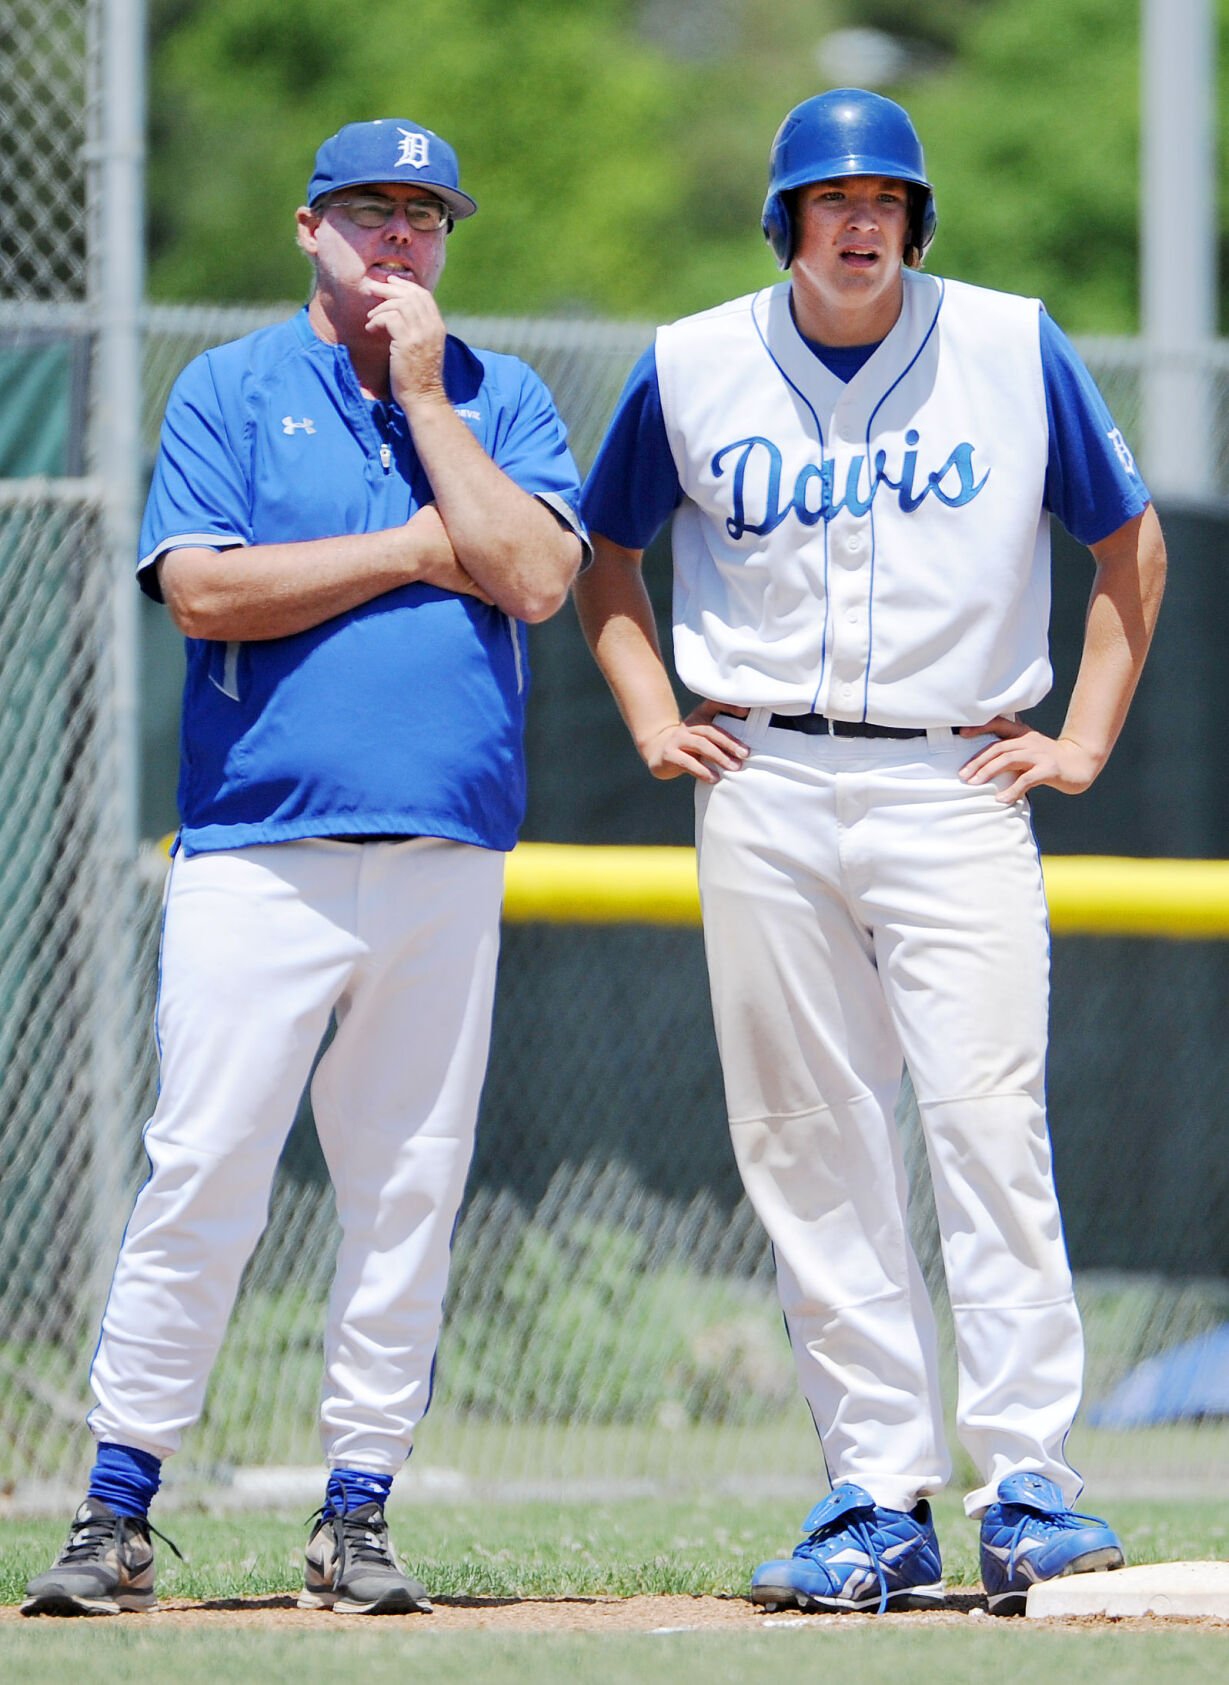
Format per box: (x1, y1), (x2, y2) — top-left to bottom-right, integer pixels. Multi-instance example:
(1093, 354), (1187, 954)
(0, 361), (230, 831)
(4, 1593), (1228, 1632)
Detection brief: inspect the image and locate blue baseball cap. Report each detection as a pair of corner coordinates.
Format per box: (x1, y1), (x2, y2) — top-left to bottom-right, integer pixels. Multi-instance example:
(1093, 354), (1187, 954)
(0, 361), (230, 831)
(306, 119), (477, 219)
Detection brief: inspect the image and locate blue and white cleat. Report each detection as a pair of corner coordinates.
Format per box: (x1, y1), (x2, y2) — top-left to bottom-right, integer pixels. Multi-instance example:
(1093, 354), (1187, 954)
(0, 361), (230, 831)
(979, 1472), (1125, 1616)
(750, 1484), (945, 1613)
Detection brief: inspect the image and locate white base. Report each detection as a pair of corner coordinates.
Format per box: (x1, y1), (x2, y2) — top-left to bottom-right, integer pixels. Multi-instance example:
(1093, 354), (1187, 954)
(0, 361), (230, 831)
(1027, 1561), (1229, 1620)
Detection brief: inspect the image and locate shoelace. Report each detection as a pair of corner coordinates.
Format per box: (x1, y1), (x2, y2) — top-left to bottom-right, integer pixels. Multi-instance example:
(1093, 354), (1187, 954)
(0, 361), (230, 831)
(60, 1512), (121, 1562)
(306, 1505), (396, 1570)
(338, 1511), (395, 1568)
(999, 1504), (1101, 1581)
(60, 1510), (183, 1564)
(800, 1511), (891, 1614)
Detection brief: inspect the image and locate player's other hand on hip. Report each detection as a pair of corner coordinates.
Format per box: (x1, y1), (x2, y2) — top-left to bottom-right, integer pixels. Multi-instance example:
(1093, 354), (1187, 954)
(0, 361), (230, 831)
(958, 718), (1101, 803)
(640, 702), (750, 783)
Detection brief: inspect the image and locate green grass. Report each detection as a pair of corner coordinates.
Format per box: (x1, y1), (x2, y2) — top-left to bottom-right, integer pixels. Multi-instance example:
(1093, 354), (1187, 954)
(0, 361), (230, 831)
(11, 1498), (781, 1605)
(3, 1626), (1229, 1685)
(4, 1493), (1227, 1604)
(5, 1497), (1228, 1683)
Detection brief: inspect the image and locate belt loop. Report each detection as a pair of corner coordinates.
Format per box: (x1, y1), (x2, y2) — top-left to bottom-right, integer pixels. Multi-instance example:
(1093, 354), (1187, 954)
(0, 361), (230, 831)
(927, 726), (955, 747)
(739, 705), (771, 747)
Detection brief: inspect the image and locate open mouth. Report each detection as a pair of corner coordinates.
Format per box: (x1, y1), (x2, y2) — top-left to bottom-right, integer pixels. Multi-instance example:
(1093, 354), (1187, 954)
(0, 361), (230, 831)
(372, 260), (417, 281)
(841, 246), (879, 267)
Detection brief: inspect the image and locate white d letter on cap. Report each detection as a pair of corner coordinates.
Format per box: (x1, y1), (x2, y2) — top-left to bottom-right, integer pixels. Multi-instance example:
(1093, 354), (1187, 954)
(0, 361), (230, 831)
(396, 129), (430, 168)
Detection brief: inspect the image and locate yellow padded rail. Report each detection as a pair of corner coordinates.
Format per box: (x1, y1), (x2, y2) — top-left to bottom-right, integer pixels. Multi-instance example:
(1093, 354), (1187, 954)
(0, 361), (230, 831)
(504, 845), (702, 925)
(1040, 855), (1229, 938)
(503, 845), (1229, 939)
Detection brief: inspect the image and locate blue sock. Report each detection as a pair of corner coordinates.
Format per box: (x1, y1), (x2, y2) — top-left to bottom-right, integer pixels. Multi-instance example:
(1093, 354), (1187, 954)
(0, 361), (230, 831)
(87, 1442), (162, 1519)
(323, 1468), (394, 1517)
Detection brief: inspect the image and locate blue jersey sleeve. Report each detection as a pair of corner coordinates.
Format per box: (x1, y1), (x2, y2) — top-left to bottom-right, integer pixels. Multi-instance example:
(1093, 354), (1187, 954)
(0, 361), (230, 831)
(1041, 313), (1150, 546)
(137, 351), (253, 599)
(483, 354), (589, 559)
(487, 357), (584, 510)
(581, 345), (684, 549)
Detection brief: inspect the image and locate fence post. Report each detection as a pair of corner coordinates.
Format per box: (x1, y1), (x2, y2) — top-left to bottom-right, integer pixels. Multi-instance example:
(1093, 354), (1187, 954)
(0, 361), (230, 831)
(1140, 0), (1216, 498)
(86, 0), (147, 1305)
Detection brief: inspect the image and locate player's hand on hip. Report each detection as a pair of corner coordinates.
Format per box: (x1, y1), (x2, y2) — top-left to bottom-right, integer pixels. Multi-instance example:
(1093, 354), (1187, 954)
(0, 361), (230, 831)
(958, 717), (1100, 802)
(640, 702), (750, 784)
(366, 280), (448, 409)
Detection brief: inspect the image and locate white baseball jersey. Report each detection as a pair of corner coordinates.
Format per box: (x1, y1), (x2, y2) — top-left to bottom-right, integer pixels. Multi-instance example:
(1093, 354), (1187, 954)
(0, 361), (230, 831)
(654, 271), (1052, 725)
(580, 260), (1154, 1519)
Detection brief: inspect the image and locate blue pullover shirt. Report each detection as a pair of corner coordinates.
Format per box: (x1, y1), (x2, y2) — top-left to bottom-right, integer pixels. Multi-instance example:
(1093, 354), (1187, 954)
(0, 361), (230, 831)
(140, 309), (585, 855)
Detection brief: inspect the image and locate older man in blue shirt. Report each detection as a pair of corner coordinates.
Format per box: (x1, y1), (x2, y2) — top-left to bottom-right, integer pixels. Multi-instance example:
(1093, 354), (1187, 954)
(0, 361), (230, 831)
(23, 117), (585, 1620)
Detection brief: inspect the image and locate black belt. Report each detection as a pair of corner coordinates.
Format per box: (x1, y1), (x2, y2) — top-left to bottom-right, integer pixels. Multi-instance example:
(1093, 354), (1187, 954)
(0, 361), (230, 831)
(769, 713), (929, 740)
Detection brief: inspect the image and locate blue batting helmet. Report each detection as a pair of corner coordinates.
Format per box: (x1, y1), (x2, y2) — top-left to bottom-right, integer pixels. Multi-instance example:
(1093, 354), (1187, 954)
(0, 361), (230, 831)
(762, 88), (937, 270)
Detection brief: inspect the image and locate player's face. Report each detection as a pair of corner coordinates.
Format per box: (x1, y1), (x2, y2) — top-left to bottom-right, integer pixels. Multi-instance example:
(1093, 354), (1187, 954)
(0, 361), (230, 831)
(789, 175), (910, 344)
(296, 184), (449, 342)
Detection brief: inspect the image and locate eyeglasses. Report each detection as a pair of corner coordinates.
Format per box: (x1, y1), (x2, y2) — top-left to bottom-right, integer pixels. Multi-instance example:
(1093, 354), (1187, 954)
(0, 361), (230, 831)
(324, 195), (450, 232)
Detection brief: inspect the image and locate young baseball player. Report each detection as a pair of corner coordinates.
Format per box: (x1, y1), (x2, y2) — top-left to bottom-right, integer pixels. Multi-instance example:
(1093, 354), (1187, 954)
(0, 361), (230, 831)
(575, 89), (1166, 1615)
(23, 118), (586, 1618)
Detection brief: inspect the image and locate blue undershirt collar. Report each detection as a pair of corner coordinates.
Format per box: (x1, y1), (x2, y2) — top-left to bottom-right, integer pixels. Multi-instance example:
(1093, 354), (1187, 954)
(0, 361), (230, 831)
(800, 335), (883, 382)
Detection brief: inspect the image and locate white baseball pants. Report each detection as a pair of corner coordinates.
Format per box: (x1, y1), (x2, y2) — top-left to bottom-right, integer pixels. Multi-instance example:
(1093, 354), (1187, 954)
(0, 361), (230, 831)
(696, 711), (1085, 1517)
(88, 837), (504, 1473)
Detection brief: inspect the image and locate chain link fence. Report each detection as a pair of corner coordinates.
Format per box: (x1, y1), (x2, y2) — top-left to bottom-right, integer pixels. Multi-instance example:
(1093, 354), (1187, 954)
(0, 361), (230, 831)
(0, 0), (90, 298)
(5, 292), (1229, 1510)
(2, 1), (1228, 1513)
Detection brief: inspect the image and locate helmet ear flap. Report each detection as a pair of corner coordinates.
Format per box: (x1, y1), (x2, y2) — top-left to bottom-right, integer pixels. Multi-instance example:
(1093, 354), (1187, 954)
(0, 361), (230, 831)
(762, 189), (793, 269)
(904, 186), (938, 268)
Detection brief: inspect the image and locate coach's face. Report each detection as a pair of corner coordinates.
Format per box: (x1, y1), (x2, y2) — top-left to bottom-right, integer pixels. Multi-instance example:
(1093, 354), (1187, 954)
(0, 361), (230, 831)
(789, 174), (909, 345)
(296, 183), (449, 346)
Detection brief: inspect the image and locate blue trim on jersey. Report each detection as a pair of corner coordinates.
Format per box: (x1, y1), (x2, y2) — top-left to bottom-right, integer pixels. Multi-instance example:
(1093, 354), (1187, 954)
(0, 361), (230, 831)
(747, 295), (833, 712)
(581, 297), (1148, 561)
(141, 310), (585, 854)
(580, 288), (1149, 722)
(859, 280), (946, 721)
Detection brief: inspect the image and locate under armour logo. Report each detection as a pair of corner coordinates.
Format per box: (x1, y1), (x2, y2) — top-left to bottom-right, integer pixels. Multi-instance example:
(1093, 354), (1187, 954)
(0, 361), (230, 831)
(396, 129), (430, 169)
(1107, 427), (1136, 475)
(282, 416), (316, 436)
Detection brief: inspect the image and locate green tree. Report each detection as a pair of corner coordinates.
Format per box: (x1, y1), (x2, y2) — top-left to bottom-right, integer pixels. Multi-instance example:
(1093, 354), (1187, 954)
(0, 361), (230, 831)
(900, 0), (1142, 330)
(147, 0), (736, 315)
(146, 0), (1229, 332)
(812, 0), (1229, 333)
(147, 0), (870, 316)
